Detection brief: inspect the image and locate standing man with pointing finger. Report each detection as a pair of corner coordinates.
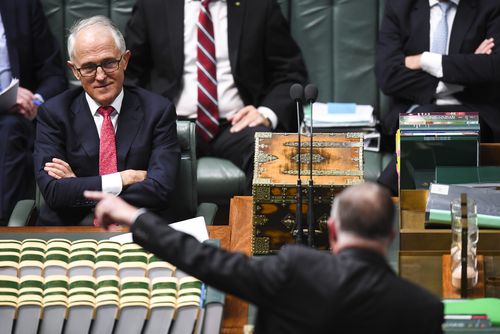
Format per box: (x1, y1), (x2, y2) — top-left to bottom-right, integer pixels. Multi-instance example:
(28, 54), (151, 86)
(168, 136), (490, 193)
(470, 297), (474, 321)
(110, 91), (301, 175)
(34, 16), (180, 226)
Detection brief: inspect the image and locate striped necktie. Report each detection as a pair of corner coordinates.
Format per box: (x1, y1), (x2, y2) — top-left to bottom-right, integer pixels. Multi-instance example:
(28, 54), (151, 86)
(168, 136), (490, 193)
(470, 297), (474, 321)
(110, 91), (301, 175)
(196, 0), (220, 141)
(431, 1), (453, 55)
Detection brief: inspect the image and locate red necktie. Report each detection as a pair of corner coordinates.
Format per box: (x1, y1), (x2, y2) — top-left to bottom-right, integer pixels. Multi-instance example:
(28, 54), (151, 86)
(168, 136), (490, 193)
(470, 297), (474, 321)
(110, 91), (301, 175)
(196, 0), (219, 141)
(94, 106), (117, 227)
(98, 106), (117, 175)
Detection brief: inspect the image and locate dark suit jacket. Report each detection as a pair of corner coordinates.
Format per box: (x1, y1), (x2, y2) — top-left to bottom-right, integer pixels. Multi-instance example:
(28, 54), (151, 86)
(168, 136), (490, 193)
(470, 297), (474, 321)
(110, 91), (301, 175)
(125, 0), (307, 132)
(0, 0), (67, 99)
(376, 0), (500, 141)
(34, 86), (180, 226)
(132, 212), (444, 334)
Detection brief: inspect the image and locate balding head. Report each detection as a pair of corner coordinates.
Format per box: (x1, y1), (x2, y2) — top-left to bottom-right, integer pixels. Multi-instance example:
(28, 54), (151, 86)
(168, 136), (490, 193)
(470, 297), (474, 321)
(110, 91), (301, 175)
(331, 182), (395, 241)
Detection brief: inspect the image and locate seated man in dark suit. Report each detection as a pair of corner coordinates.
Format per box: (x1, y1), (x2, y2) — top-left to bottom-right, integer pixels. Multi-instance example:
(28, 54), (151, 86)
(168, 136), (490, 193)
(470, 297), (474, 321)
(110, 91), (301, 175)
(376, 0), (500, 194)
(0, 0), (67, 225)
(86, 182), (444, 334)
(34, 16), (180, 226)
(125, 0), (308, 193)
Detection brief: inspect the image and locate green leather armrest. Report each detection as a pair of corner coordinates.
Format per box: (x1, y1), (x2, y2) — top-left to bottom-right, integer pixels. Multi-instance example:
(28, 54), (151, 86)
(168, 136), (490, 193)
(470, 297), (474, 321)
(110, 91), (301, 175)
(8, 199), (36, 227)
(197, 202), (218, 226)
(197, 157), (246, 204)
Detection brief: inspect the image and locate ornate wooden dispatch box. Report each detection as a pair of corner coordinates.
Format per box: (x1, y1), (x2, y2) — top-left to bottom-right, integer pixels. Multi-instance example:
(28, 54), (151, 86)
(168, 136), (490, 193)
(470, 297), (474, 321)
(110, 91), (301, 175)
(252, 132), (364, 255)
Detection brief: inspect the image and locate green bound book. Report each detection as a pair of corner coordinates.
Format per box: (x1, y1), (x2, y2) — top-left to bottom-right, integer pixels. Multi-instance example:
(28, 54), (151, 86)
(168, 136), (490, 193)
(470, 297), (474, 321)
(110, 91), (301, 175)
(426, 184), (500, 228)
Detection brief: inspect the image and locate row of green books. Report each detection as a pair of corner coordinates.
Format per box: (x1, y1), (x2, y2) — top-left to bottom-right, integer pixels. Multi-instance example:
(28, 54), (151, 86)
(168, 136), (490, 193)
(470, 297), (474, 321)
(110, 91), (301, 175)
(0, 238), (225, 334)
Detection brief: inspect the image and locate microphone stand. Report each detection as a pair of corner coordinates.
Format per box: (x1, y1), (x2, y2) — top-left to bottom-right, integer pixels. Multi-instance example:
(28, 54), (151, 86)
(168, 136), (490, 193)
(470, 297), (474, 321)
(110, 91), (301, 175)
(290, 84), (304, 244)
(295, 98), (303, 244)
(305, 84), (318, 247)
(307, 107), (314, 247)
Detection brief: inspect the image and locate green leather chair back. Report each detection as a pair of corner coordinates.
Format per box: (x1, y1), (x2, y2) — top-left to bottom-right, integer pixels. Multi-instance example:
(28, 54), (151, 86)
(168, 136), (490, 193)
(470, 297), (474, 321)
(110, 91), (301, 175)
(290, 0), (386, 120)
(173, 121), (198, 220)
(41, 0), (135, 84)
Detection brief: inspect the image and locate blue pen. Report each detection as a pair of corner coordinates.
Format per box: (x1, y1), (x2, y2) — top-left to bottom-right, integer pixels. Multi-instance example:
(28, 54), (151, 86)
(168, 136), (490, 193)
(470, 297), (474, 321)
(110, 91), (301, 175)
(33, 99), (43, 106)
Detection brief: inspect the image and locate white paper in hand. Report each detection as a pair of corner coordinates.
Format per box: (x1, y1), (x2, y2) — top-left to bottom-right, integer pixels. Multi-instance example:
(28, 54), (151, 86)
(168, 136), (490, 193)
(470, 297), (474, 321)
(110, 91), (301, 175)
(109, 216), (209, 244)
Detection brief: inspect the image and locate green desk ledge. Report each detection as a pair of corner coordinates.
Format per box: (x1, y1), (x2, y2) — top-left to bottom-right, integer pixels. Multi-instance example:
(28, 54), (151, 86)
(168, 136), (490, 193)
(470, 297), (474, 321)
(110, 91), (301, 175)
(444, 298), (500, 326)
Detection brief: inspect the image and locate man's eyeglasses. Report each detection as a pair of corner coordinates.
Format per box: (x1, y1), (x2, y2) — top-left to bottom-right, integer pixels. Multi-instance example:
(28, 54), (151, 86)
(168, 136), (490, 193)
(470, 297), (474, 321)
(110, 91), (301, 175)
(75, 54), (124, 77)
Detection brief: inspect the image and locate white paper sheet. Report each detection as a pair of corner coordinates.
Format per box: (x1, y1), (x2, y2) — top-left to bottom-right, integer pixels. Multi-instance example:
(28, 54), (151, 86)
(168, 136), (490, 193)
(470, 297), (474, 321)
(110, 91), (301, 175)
(109, 216), (209, 244)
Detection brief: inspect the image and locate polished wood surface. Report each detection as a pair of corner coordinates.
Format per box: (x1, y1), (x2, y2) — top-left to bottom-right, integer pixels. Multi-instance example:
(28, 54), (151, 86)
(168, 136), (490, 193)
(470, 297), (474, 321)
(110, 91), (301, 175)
(442, 255), (485, 299)
(221, 196), (253, 334)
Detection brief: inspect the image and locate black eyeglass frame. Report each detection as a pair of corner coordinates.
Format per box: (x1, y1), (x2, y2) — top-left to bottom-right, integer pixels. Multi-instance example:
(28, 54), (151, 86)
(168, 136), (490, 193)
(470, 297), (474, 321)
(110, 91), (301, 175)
(74, 54), (125, 77)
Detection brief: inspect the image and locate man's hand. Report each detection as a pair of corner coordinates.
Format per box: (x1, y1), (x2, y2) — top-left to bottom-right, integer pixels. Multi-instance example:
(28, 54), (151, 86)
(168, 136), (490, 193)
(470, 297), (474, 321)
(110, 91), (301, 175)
(227, 106), (271, 133)
(475, 38), (495, 54)
(405, 54), (422, 70)
(44, 158), (76, 179)
(84, 191), (138, 229)
(120, 169), (147, 187)
(16, 87), (38, 120)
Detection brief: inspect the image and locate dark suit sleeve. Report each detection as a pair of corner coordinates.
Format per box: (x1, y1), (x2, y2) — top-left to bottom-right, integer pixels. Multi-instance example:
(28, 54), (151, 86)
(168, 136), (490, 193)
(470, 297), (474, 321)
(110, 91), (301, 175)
(123, 0), (152, 88)
(119, 102), (180, 209)
(260, 0), (308, 131)
(442, 7), (500, 85)
(375, 0), (438, 104)
(132, 212), (290, 307)
(28, 0), (67, 99)
(34, 105), (102, 209)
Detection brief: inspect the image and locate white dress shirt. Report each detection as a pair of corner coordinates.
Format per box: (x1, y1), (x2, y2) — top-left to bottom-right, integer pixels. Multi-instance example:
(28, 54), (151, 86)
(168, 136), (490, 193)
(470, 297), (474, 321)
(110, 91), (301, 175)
(0, 13), (12, 91)
(85, 89), (124, 195)
(174, 0), (278, 129)
(420, 0), (463, 105)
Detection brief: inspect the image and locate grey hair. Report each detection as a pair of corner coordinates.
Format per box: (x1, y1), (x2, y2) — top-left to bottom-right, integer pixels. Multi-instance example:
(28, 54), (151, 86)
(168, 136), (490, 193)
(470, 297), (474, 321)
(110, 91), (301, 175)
(67, 15), (126, 61)
(331, 182), (395, 240)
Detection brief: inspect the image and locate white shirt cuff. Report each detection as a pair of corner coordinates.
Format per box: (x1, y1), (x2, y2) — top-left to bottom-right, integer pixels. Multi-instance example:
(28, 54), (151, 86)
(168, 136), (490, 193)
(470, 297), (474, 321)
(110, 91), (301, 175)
(257, 106), (278, 130)
(101, 172), (123, 196)
(131, 208), (147, 224)
(421, 52), (443, 78)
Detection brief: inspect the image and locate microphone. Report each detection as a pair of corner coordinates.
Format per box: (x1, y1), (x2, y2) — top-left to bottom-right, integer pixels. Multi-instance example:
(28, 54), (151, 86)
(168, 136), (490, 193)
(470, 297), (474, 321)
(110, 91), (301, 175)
(304, 84), (318, 247)
(290, 83), (304, 244)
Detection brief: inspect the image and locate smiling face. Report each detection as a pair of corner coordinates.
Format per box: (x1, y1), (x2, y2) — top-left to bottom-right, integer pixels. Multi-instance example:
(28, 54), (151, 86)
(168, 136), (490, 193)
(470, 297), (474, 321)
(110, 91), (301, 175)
(68, 27), (130, 106)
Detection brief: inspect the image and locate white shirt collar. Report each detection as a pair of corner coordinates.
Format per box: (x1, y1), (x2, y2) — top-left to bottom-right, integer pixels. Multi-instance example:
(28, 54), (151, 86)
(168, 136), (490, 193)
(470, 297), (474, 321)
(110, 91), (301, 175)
(186, 0), (226, 3)
(429, 0), (460, 7)
(85, 89), (124, 116)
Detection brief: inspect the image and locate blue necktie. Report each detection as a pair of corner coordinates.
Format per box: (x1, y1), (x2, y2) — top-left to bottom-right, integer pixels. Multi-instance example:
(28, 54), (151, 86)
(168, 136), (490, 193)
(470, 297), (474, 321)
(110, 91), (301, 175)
(431, 1), (453, 55)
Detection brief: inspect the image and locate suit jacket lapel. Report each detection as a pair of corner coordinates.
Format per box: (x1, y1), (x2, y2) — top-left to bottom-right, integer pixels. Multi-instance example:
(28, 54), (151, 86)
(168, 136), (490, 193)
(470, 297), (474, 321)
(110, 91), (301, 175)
(227, 0), (245, 74)
(0, 1), (20, 77)
(411, 0), (431, 53)
(449, 0), (476, 54)
(72, 92), (100, 161)
(168, 0), (184, 79)
(115, 89), (143, 171)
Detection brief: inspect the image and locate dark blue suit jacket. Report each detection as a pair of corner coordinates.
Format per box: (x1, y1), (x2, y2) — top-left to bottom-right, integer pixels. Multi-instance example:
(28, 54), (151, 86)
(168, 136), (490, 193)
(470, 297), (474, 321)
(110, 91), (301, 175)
(0, 0), (67, 98)
(132, 212), (444, 334)
(376, 0), (500, 142)
(0, 0), (66, 222)
(34, 86), (180, 226)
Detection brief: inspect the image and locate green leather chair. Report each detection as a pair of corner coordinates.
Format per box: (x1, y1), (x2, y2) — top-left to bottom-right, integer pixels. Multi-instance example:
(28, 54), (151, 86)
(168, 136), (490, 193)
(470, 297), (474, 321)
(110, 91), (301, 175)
(289, 0), (391, 180)
(7, 121), (217, 227)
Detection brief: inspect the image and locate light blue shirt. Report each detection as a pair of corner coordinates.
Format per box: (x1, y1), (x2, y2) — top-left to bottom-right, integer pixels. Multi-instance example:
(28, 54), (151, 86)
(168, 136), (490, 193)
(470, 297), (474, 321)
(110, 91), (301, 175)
(0, 13), (12, 91)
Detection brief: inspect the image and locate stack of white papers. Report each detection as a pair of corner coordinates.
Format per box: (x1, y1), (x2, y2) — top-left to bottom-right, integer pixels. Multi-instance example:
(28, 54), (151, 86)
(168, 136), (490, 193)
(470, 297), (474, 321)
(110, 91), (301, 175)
(304, 102), (375, 128)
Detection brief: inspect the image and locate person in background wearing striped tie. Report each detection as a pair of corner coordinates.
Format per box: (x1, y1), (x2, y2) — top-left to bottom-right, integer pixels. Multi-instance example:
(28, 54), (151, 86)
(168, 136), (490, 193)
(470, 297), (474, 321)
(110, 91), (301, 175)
(125, 0), (308, 194)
